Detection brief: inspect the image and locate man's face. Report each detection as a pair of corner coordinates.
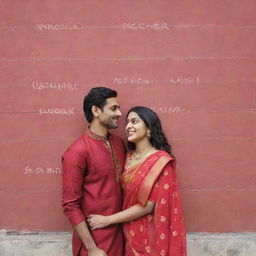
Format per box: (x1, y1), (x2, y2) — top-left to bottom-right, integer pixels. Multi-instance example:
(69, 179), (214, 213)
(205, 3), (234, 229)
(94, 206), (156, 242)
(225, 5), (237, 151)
(97, 97), (122, 129)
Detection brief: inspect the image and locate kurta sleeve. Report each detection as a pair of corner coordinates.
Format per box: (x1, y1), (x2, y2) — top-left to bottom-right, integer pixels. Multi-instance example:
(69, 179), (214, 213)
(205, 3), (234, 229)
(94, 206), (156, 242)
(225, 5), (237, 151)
(62, 148), (87, 227)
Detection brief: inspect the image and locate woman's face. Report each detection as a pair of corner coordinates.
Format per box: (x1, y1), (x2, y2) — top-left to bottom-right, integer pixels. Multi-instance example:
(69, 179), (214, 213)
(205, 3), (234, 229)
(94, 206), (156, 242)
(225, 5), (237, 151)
(126, 111), (149, 143)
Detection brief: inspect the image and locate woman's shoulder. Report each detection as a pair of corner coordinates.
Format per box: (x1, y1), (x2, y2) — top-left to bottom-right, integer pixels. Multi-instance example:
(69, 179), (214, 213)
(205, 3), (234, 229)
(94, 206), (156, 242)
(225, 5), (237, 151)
(156, 150), (174, 159)
(156, 150), (176, 169)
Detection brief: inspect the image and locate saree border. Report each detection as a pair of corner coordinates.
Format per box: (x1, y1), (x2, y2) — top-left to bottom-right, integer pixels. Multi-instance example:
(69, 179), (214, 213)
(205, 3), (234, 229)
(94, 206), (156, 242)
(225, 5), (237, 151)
(137, 155), (174, 206)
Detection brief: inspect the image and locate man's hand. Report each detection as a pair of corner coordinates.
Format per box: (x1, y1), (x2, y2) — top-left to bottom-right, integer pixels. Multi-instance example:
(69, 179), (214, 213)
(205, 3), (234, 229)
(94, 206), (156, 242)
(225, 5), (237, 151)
(87, 214), (111, 229)
(87, 247), (107, 256)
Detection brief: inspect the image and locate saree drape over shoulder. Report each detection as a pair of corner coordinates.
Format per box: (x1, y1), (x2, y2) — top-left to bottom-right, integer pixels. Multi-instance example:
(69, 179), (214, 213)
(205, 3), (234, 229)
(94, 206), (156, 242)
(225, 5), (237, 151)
(122, 150), (186, 256)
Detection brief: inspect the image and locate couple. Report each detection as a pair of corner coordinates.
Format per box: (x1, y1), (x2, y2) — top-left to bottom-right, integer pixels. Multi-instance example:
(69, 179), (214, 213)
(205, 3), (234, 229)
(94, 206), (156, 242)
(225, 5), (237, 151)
(62, 87), (186, 256)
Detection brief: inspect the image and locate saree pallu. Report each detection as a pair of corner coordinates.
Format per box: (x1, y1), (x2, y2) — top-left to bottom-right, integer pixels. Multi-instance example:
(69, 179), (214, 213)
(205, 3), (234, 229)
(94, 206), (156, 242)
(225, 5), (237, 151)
(122, 150), (186, 256)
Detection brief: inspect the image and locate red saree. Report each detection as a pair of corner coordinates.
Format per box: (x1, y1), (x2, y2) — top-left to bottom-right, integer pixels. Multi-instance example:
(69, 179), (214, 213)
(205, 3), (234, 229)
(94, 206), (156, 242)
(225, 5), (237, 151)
(122, 150), (186, 256)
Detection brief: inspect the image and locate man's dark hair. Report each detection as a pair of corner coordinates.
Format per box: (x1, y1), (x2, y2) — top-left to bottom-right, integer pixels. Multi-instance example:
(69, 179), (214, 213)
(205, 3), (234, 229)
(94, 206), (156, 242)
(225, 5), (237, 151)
(83, 87), (117, 123)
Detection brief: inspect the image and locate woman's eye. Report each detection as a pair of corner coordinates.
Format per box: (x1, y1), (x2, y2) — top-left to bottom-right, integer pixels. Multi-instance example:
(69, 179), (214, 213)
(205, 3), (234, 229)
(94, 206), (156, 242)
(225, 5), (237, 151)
(126, 119), (139, 125)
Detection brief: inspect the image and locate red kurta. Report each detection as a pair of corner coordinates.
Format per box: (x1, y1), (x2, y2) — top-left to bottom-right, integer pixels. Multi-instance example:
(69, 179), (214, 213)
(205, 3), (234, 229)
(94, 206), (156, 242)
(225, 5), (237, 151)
(62, 129), (126, 256)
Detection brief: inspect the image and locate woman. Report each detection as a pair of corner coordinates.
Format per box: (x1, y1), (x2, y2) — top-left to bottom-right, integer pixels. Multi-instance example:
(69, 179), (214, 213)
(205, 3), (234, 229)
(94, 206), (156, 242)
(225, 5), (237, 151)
(87, 106), (186, 256)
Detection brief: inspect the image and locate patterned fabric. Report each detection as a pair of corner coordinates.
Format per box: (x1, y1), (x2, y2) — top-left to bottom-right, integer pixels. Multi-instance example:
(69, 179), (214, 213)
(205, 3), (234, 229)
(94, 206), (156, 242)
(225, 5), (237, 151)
(122, 150), (186, 256)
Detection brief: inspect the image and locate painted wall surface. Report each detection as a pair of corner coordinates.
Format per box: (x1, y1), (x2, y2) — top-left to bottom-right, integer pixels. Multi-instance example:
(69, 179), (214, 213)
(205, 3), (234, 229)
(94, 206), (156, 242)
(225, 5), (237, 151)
(0, 1), (255, 232)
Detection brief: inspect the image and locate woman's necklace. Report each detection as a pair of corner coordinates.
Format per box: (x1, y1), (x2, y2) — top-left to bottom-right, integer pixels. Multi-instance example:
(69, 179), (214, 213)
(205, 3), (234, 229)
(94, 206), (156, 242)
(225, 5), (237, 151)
(132, 147), (154, 160)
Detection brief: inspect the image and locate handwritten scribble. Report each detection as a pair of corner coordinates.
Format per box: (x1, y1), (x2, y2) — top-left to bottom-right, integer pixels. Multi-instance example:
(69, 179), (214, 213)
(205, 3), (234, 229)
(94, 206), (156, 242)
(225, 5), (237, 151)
(113, 77), (151, 85)
(122, 23), (169, 31)
(151, 106), (191, 114)
(170, 76), (200, 85)
(36, 24), (83, 31)
(32, 81), (78, 91)
(39, 108), (75, 115)
(24, 166), (61, 175)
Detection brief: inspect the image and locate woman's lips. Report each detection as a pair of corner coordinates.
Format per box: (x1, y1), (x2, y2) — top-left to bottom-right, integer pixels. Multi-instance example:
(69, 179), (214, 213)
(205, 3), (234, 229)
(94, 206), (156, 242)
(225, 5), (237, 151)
(127, 131), (135, 137)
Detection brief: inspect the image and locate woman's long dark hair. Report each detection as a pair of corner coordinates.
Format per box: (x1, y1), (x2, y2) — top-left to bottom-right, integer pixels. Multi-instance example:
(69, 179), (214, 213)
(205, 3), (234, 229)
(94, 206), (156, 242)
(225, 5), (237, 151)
(126, 106), (175, 158)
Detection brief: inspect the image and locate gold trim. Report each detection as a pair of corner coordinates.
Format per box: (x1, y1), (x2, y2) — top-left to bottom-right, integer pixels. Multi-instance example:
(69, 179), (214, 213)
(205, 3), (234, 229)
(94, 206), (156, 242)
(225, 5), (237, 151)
(137, 155), (173, 206)
(85, 128), (121, 183)
(85, 128), (111, 142)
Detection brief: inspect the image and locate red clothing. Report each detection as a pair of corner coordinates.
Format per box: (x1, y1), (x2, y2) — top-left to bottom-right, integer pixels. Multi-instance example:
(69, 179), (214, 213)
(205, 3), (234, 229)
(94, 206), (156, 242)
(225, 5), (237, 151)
(62, 129), (126, 256)
(122, 151), (186, 256)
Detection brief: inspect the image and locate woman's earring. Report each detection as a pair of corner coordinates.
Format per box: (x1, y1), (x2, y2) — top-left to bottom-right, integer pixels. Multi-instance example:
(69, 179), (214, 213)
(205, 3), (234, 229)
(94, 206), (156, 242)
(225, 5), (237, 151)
(147, 131), (151, 138)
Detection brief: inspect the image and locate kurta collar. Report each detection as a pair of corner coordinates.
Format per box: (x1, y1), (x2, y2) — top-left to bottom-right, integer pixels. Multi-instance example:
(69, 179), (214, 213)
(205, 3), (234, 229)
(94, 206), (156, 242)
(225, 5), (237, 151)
(85, 127), (112, 142)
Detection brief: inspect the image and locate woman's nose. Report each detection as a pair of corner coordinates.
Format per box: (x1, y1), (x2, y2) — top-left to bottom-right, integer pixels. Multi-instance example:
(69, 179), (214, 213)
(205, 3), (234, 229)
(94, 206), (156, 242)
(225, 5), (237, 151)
(126, 122), (132, 130)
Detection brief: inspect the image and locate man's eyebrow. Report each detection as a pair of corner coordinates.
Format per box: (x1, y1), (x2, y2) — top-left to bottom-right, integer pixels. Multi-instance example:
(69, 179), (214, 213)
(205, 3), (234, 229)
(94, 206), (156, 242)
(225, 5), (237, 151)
(111, 104), (120, 108)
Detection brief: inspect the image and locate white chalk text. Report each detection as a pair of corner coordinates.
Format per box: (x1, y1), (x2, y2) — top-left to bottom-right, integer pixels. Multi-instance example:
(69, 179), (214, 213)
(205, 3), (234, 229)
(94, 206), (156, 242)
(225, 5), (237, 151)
(122, 23), (169, 31)
(113, 77), (151, 85)
(24, 166), (61, 175)
(36, 24), (83, 31)
(39, 107), (75, 115)
(32, 81), (78, 91)
(170, 76), (199, 85)
(151, 106), (191, 113)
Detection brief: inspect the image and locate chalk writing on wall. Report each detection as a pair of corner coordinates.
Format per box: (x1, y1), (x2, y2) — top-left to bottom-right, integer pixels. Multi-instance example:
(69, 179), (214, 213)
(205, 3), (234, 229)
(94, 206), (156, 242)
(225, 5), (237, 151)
(113, 77), (152, 85)
(122, 23), (169, 31)
(24, 166), (61, 175)
(151, 106), (191, 113)
(113, 76), (200, 86)
(32, 81), (78, 91)
(36, 24), (83, 31)
(169, 76), (200, 85)
(39, 108), (75, 115)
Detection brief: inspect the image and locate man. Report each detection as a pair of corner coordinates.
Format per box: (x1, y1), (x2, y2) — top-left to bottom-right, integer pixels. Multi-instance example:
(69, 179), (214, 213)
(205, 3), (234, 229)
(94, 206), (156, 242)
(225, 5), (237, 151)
(62, 87), (126, 256)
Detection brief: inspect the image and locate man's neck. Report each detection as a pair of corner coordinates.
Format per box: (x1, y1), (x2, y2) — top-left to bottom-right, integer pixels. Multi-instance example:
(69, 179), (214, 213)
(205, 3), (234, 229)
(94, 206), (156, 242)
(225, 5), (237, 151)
(89, 121), (109, 139)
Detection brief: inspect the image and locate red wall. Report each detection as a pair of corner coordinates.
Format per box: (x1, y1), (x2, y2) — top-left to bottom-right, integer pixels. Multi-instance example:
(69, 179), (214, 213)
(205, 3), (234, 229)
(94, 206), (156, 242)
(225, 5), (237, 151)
(0, 1), (255, 232)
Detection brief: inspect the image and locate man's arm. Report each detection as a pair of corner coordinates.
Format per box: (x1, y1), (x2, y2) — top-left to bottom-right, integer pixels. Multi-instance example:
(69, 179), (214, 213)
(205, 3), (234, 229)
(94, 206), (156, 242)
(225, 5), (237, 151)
(62, 148), (105, 255)
(88, 201), (155, 229)
(74, 221), (106, 256)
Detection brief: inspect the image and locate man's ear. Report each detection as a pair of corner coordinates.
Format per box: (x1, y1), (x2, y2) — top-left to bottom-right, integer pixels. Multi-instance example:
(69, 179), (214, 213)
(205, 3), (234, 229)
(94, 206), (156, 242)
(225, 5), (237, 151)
(91, 105), (100, 118)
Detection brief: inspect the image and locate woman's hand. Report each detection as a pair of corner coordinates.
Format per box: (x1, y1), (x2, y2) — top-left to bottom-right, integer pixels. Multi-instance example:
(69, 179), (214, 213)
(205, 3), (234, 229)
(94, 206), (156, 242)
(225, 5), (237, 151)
(87, 214), (111, 229)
